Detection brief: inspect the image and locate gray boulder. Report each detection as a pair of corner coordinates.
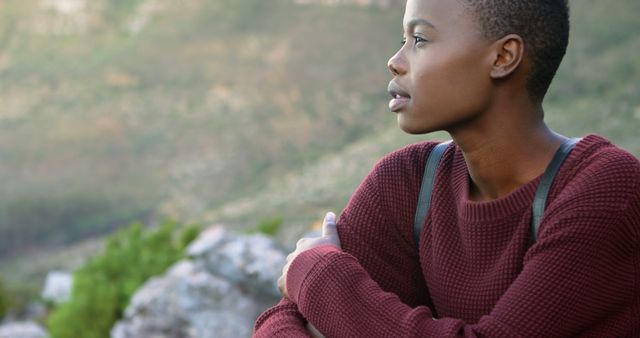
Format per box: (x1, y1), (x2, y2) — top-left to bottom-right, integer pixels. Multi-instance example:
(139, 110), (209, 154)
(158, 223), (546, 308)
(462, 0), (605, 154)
(41, 271), (73, 304)
(0, 322), (48, 338)
(187, 226), (287, 298)
(112, 226), (287, 338)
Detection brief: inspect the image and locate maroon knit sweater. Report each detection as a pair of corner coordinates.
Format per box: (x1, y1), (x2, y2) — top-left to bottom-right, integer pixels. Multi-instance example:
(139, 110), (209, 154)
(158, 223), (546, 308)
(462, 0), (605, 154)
(254, 134), (640, 337)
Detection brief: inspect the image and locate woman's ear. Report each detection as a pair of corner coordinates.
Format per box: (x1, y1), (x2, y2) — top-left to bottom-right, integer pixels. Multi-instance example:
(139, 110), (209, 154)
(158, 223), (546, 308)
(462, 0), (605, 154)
(489, 34), (524, 79)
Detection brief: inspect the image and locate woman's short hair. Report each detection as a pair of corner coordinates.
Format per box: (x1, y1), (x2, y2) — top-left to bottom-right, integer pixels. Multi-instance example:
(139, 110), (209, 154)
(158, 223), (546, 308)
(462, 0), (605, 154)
(460, 0), (570, 100)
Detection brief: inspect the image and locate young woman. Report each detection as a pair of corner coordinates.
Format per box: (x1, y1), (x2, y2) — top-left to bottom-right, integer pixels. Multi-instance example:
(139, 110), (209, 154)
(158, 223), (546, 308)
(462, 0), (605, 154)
(254, 0), (640, 336)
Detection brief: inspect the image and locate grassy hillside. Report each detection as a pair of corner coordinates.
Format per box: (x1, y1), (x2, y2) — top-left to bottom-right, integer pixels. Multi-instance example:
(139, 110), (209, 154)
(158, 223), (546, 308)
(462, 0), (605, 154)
(0, 0), (638, 297)
(0, 0), (404, 256)
(546, 0), (640, 153)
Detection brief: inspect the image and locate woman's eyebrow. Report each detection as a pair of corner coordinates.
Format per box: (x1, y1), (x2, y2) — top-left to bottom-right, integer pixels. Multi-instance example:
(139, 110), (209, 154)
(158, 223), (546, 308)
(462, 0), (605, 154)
(404, 18), (437, 32)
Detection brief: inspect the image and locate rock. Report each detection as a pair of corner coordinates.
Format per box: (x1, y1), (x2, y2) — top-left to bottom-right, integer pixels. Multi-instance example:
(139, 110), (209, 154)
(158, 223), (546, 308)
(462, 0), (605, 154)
(41, 271), (73, 304)
(187, 227), (287, 299)
(1, 302), (47, 325)
(185, 227), (228, 257)
(0, 321), (48, 338)
(112, 226), (286, 338)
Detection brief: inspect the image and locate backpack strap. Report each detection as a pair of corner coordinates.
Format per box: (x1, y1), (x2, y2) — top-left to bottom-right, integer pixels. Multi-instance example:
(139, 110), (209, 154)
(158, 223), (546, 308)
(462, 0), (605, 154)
(414, 141), (452, 251)
(413, 138), (582, 252)
(530, 137), (581, 242)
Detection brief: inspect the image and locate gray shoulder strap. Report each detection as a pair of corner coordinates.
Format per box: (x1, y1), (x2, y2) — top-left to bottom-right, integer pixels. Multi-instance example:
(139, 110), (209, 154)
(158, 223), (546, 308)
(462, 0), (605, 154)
(413, 137), (581, 252)
(531, 137), (581, 243)
(414, 141), (452, 251)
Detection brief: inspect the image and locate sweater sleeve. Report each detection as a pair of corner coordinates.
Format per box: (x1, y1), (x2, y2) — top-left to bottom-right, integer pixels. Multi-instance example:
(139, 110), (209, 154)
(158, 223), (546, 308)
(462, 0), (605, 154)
(285, 152), (640, 337)
(253, 298), (313, 338)
(254, 144), (434, 337)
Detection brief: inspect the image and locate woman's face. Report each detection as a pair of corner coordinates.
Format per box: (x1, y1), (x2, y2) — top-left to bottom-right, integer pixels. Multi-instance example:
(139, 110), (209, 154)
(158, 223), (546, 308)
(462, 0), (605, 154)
(387, 0), (494, 134)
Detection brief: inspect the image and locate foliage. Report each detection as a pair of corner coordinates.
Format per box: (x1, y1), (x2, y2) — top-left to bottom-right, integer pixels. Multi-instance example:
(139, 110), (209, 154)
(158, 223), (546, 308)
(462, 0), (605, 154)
(245, 216), (284, 236)
(0, 276), (8, 320)
(1, 281), (40, 320)
(178, 223), (203, 251)
(47, 220), (200, 338)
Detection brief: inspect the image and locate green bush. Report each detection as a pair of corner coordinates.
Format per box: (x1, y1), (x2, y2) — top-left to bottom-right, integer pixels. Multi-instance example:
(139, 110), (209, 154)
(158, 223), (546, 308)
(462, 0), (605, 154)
(178, 223), (203, 251)
(246, 216), (283, 236)
(0, 282), (39, 321)
(47, 220), (200, 338)
(0, 277), (8, 320)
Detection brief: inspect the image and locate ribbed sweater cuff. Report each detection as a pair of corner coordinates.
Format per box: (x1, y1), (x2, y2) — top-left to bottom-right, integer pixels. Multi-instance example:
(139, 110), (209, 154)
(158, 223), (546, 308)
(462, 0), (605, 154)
(287, 245), (342, 305)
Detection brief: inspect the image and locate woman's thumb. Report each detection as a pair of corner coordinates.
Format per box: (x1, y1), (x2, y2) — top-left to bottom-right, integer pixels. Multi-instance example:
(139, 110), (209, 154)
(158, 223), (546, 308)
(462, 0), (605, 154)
(321, 212), (337, 237)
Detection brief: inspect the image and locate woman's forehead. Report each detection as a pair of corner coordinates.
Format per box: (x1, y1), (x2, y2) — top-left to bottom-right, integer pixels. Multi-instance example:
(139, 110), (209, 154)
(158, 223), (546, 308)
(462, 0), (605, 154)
(403, 0), (480, 36)
(403, 0), (469, 29)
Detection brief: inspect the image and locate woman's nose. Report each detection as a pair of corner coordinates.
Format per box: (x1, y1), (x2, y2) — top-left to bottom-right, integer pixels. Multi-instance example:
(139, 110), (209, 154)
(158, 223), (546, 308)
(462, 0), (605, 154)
(387, 51), (407, 76)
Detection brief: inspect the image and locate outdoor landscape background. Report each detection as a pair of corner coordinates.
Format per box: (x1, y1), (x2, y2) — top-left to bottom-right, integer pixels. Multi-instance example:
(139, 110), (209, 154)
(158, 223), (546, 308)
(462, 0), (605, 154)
(0, 0), (639, 318)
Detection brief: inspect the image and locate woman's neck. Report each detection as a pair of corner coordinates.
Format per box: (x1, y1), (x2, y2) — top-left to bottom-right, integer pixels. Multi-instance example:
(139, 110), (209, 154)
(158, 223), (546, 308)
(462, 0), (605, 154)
(448, 106), (566, 202)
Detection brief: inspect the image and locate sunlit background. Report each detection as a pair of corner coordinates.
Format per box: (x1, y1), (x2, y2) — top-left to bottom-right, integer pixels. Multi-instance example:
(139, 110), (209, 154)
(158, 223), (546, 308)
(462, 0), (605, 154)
(0, 0), (638, 336)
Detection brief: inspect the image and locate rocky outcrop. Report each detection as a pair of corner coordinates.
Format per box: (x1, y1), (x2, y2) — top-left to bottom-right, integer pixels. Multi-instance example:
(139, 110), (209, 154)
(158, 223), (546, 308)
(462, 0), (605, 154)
(41, 271), (73, 305)
(111, 226), (287, 338)
(0, 322), (48, 338)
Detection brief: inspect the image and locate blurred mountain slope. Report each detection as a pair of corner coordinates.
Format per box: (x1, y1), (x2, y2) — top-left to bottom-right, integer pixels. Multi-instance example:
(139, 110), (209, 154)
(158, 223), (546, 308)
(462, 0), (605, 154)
(0, 0), (404, 255)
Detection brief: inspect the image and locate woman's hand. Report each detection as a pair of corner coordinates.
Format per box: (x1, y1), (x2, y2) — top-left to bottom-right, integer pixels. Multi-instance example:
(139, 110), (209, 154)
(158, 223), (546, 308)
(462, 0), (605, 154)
(278, 212), (342, 300)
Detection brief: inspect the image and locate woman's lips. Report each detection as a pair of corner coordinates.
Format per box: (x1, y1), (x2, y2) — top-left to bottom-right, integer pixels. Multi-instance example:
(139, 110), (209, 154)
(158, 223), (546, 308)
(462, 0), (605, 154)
(388, 81), (410, 112)
(389, 95), (410, 112)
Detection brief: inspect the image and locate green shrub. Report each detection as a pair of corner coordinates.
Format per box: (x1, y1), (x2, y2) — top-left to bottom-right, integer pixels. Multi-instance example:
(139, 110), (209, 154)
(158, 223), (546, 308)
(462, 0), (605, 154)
(0, 277), (8, 320)
(1, 282), (39, 321)
(178, 224), (202, 252)
(47, 220), (200, 338)
(246, 216), (283, 236)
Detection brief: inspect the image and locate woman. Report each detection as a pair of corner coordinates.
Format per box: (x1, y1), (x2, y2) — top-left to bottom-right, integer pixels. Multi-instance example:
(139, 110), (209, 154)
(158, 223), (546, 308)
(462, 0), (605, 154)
(254, 0), (640, 336)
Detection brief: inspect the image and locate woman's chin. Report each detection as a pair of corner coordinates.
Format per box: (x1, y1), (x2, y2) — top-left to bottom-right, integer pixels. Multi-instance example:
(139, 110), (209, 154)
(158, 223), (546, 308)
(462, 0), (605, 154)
(397, 116), (431, 135)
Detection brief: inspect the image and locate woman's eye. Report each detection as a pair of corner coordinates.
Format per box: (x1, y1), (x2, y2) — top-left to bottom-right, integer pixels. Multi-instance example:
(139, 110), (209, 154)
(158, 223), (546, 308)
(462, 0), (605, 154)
(400, 36), (427, 47)
(413, 36), (427, 45)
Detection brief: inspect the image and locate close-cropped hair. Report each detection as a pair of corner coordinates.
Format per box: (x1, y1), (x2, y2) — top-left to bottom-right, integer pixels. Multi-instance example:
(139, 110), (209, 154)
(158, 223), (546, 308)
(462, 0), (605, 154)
(459, 0), (570, 101)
